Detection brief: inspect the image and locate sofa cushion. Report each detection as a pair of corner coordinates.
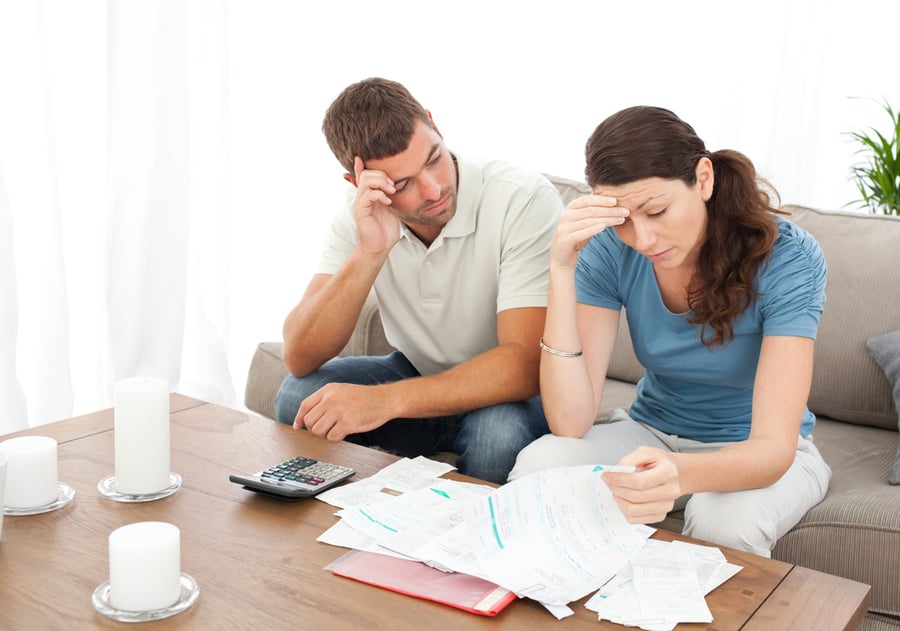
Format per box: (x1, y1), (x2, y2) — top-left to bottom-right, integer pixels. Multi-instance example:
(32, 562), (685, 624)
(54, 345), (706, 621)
(771, 417), (900, 619)
(866, 330), (900, 484)
(784, 206), (900, 431)
(342, 292), (395, 357)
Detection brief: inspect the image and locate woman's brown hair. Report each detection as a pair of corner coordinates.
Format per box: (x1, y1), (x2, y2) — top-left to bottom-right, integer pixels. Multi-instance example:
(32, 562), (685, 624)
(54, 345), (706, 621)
(585, 106), (783, 347)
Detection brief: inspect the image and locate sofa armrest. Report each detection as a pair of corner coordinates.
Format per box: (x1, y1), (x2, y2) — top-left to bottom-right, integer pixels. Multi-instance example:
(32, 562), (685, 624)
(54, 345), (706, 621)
(244, 293), (396, 420)
(244, 341), (288, 420)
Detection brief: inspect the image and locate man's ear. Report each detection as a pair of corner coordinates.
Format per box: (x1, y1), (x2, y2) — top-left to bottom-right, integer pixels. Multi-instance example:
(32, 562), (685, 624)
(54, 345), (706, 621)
(696, 156), (714, 201)
(343, 173), (358, 187)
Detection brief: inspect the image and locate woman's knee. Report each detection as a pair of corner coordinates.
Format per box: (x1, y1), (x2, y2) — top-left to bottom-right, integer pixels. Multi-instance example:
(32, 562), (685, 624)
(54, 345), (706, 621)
(683, 492), (775, 557)
(507, 434), (599, 481)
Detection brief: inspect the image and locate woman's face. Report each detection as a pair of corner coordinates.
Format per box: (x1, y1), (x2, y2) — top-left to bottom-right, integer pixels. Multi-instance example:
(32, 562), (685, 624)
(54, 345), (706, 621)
(593, 158), (714, 272)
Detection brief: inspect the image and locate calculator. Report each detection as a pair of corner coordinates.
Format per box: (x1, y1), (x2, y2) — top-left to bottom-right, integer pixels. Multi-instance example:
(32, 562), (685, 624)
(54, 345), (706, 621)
(229, 456), (356, 499)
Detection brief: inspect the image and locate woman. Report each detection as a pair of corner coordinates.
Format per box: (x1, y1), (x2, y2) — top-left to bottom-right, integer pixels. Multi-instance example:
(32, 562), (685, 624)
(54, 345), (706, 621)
(508, 106), (831, 556)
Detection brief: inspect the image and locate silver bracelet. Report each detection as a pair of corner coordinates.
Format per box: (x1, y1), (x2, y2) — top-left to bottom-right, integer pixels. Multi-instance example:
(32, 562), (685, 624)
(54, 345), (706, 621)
(539, 337), (583, 358)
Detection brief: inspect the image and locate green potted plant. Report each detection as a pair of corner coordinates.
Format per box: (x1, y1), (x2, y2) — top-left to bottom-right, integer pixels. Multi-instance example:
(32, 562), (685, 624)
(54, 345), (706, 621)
(847, 98), (900, 215)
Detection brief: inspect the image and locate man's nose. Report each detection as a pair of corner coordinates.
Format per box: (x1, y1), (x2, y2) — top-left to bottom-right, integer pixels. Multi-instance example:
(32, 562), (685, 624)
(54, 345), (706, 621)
(420, 173), (441, 200)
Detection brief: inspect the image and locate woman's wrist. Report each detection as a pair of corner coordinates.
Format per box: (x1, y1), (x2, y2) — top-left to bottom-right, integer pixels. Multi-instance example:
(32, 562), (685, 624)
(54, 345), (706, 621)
(539, 337), (583, 358)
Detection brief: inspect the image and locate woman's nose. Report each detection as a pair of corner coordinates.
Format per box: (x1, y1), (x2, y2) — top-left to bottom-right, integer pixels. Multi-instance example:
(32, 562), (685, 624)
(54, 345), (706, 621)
(633, 221), (657, 252)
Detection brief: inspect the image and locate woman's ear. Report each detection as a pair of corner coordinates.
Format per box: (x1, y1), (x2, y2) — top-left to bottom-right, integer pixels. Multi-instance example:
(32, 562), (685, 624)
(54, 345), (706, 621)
(696, 156), (714, 201)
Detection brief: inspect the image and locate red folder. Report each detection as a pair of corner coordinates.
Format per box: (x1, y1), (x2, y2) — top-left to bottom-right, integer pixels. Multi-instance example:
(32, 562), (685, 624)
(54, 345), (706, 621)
(328, 550), (517, 616)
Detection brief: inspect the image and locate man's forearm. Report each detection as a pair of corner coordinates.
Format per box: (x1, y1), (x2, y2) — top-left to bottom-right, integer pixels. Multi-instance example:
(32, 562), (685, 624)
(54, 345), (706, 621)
(282, 250), (386, 376)
(374, 343), (540, 419)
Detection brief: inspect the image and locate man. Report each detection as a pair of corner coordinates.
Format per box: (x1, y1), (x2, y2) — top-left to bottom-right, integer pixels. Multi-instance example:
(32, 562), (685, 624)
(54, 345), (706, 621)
(274, 77), (563, 483)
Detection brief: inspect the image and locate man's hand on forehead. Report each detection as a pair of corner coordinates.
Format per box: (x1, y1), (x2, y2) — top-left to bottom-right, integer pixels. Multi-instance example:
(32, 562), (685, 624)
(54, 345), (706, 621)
(354, 156), (395, 194)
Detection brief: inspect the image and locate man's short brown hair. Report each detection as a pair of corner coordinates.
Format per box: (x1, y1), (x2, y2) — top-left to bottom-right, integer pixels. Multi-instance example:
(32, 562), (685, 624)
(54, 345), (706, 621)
(322, 77), (433, 174)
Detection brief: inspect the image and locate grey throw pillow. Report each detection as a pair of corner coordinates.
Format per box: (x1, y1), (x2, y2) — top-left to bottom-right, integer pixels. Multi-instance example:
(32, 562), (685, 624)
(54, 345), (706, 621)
(866, 330), (900, 484)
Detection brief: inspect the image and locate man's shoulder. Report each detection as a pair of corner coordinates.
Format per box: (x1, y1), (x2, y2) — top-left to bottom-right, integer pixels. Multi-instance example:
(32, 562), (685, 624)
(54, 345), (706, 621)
(457, 157), (563, 215)
(465, 157), (554, 191)
(475, 160), (590, 201)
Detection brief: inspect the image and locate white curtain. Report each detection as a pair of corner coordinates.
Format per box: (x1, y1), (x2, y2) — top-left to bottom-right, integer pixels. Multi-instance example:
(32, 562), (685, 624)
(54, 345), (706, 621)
(2, 0), (899, 432)
(106, 0), (234, 406)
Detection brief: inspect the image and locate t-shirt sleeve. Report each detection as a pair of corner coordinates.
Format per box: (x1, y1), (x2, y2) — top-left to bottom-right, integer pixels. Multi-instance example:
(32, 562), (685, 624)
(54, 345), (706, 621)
(575, 229), (624, 310)
(758, 221), (827, 338)
(317, 192), (358, 275)
(496, 181), (564, 312)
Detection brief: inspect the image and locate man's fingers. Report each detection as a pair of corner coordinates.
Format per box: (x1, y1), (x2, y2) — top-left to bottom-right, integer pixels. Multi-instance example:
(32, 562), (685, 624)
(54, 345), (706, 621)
(353, 157), (396, 196)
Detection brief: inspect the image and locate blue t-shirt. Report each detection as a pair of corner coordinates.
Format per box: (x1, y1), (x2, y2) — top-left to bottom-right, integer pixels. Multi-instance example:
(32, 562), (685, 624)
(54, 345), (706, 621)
(575, 217), (826, 442)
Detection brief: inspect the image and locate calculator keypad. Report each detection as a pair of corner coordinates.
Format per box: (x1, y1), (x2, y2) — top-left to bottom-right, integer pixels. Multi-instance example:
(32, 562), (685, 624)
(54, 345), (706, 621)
(258, 457), (354, 489)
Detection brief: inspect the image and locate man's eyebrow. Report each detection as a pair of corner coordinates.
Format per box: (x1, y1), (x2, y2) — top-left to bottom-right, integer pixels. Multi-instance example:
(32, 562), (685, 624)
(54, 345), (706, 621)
(393, 143), (441, 185)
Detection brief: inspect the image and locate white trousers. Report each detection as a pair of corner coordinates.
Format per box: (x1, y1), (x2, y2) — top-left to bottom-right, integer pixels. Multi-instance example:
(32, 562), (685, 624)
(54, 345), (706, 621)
(508, 409), (832, 556)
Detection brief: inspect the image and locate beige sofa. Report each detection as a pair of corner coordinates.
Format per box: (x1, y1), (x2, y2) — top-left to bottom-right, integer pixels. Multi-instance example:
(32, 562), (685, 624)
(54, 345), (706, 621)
(245, 175), (900, 630)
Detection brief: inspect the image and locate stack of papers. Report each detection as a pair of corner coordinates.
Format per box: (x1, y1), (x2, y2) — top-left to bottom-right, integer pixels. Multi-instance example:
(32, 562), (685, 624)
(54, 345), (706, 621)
(586, 539), (742, 630)
(315, 457), (741, 624)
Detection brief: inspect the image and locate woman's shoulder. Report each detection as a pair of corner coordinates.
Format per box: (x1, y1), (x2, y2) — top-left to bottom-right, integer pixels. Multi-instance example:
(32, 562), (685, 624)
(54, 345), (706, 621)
(759, 215), (826, 292)
(772, 215), (824, 264)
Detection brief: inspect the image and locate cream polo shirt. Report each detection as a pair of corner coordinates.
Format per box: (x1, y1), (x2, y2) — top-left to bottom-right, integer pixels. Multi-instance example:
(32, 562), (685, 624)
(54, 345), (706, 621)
(317, 156), (564, 376)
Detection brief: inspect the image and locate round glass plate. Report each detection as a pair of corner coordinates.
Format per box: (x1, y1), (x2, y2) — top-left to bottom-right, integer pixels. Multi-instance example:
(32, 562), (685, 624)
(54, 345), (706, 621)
(97, 472), (182, 503)
(92, 572), (199, 623)
(3, 482), (76, 516)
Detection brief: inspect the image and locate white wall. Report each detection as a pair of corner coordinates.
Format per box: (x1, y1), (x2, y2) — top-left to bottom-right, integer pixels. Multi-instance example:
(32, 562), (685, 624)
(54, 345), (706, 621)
(223, 0), (900, 409)
(1, 0), (898, 426)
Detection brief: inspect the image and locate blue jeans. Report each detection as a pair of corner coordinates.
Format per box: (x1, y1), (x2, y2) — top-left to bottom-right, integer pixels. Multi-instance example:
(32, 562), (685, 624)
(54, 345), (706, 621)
(274, 352), (549, 484)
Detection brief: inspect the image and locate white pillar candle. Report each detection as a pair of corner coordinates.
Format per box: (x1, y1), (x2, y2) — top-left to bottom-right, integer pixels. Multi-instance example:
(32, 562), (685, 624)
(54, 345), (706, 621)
(108, 521), (182, 611)
(0, 436), (59, 508)
(114, 377), (171, 494)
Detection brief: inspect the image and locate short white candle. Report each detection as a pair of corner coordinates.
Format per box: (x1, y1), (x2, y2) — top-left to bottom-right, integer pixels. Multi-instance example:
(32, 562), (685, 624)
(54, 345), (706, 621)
(108, 521), (182, 611)
(114, 377), (171, 494)
(0, 436), (59, 508)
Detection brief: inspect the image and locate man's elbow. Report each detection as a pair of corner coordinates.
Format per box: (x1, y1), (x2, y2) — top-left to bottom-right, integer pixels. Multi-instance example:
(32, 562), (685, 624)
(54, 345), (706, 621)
(283, 359), (308, 378)
(282, 344), (324, 378)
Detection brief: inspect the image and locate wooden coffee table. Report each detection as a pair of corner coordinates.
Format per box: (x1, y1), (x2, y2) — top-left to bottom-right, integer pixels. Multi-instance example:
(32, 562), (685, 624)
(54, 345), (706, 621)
(0, 395), (870, 629)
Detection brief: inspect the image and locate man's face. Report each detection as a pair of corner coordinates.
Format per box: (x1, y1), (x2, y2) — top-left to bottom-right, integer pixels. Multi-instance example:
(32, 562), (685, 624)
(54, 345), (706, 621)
(365, 120), (458, 240)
